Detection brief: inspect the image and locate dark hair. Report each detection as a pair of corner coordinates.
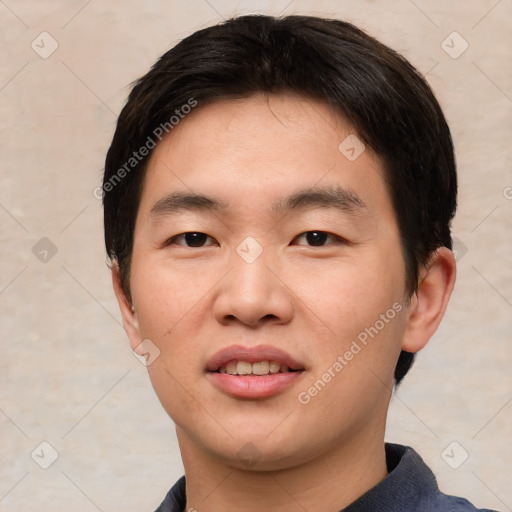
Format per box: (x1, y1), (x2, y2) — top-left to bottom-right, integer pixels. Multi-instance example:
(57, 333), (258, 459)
(103, 14), (457, 384)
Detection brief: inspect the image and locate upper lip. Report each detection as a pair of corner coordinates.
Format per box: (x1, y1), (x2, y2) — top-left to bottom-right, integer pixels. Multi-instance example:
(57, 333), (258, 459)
(206, 344), (305, 372)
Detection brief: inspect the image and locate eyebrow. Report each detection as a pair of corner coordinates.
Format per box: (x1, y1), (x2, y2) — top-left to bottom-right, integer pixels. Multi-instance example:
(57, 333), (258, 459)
(150, 192), (229, 217)
(149, 185), (368, 220)
(273, 185), (367, 216)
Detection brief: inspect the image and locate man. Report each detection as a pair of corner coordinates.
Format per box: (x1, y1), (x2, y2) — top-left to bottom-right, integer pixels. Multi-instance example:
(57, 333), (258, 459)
(102, 14), (498, 512)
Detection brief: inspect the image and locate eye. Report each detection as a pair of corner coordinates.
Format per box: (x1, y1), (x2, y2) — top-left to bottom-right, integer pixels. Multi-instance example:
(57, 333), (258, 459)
(165, 232), (216, 247)
(293, 231), (345, 247)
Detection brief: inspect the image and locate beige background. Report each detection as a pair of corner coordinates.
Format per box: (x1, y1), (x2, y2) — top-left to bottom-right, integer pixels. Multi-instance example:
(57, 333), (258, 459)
(1, 1), (511, 511)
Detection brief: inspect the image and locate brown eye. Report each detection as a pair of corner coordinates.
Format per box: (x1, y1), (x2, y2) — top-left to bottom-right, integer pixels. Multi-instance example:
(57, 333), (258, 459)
(294, 231), (341, 246)
(183, 232), (208, 247)
(305, 231), (328, 246)
(167, 232), (215, 247)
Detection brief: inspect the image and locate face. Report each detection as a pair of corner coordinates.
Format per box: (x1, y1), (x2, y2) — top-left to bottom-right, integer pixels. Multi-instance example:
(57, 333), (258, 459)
(121, 94), (413, 470)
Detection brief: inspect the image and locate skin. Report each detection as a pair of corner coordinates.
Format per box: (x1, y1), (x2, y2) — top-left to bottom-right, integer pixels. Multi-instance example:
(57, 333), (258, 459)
(112, 93), (456, 512)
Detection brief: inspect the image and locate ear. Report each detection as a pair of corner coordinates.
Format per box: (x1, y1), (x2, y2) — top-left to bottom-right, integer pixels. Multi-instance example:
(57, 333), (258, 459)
(401, 247), (456, 353)
(111, 261), (142, 351)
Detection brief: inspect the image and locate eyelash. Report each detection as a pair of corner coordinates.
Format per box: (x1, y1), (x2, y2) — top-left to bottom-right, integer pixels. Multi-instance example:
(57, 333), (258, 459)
(164, 231), (347, 248)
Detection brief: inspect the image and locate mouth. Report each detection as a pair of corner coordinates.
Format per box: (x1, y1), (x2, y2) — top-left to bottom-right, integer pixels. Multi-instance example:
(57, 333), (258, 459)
(206, 345), (306, 399)
(216, 360), (302, 376)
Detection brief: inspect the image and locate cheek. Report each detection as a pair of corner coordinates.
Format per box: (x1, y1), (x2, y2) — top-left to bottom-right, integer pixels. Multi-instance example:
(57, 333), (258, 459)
(129, 254), (215, 351)
(130, 257), (214, 423)
(290, 252), (406, 347)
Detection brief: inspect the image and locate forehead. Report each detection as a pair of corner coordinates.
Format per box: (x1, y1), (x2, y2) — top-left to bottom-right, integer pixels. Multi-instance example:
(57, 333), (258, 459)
(151, 93), (351, 165)
(136, 93), (392, 222)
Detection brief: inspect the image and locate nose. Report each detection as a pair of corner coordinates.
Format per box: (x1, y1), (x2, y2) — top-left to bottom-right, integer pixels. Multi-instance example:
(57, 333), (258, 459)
(212, 248), (294, 328)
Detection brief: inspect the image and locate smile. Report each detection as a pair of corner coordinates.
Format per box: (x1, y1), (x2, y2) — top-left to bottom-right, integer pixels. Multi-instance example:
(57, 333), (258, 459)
(217, 360), (300, 376)
(206, 345), (306, 399)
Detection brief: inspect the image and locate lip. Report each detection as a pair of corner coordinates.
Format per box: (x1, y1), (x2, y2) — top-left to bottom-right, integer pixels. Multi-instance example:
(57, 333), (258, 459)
(205, 344), (306, 399)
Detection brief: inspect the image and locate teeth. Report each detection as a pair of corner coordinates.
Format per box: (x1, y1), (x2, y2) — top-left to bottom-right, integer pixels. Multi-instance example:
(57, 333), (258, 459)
(226, 361), (238, 375)
(252, 361), (269, 375)
(269, 361), (280, 374)
(237, 361), (252, 375)
(219, 360), (293, 376)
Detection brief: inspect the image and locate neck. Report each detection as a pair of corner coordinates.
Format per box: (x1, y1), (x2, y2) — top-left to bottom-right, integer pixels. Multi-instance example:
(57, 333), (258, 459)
(178, 429), (388, 512)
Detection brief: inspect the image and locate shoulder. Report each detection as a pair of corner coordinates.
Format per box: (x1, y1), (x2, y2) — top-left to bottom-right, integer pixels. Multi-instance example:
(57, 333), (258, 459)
(154, 475), (186, 512)
(390, 444), (499, 512)
(432, 492), (499, 512)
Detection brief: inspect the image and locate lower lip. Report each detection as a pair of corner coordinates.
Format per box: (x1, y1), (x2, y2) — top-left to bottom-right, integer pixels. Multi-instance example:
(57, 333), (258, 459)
(206, 371), (304, 399)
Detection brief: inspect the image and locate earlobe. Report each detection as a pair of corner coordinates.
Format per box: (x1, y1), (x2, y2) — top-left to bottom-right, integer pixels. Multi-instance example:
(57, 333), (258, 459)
(401, 247), (456, 353)
(111, 261), (142, 351)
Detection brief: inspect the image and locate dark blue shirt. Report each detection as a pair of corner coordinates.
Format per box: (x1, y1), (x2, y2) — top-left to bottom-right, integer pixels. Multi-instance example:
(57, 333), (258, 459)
(155, 443), (498, 511)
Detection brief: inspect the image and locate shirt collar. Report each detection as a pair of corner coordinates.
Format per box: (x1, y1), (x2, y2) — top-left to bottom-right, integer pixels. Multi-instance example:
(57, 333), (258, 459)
(341, 443), (439, 511)
(155, 443), (440, 512)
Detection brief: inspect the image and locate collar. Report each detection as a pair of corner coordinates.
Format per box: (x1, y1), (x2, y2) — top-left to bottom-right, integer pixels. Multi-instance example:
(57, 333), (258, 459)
(154, 443), (485, 512)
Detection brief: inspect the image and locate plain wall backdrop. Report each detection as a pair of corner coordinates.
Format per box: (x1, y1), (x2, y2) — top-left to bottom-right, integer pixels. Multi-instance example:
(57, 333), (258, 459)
(1, 1), (511, 511)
